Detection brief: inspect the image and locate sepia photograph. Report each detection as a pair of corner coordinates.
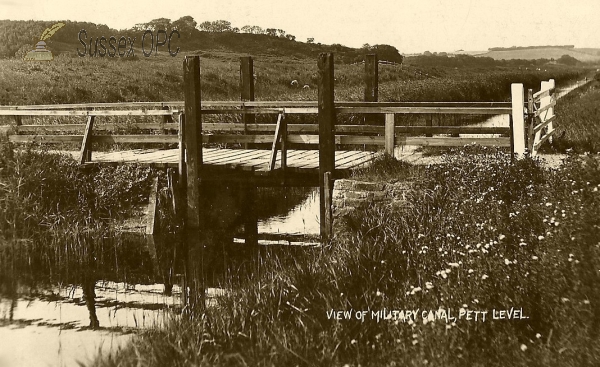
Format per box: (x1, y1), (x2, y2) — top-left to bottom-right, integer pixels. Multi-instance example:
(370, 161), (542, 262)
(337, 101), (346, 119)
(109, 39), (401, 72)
(0, 0), (599, 366)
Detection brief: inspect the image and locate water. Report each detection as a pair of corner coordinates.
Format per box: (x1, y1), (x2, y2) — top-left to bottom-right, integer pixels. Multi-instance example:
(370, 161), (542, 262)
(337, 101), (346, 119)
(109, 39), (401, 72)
(258, 188), (320, 239)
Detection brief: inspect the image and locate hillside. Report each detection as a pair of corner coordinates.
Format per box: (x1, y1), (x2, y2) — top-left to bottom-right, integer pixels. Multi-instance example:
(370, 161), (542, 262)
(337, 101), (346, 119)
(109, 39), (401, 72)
(478, 47), (600, 62)
(0, 19), (403, 64)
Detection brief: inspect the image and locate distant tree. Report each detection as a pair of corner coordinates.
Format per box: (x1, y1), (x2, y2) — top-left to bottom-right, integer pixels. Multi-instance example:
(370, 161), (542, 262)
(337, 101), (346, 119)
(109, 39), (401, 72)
(213, 20), (232, 32)
(266, 28), (277, 37)
(362, 43), (371, 50)
(286, 34), (296, 41)
(146, 18), (171, 31)
(277, 29), (286, 37)
(231, 27), (240, 33)
(557, 54), (579, 65)
(172, 16), (197, 36)
(307, 37), (314, 44)
(423, 51), (433, 56)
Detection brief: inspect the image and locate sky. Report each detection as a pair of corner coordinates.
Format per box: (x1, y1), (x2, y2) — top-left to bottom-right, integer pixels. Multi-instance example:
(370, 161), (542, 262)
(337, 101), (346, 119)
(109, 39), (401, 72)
(1, 0), (599, 53)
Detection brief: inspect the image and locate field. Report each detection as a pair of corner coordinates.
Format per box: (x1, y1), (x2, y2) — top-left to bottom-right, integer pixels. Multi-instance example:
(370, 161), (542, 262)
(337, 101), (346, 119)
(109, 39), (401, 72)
(0, 53), (588, 107)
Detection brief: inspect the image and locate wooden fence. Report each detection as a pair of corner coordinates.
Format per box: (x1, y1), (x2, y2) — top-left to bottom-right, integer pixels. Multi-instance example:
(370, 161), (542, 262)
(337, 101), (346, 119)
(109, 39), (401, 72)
(0, 54), (565, 165)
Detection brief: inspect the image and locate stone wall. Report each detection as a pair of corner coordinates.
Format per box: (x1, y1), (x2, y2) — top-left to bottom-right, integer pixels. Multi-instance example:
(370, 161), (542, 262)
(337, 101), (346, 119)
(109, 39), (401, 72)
(332, 179), (412, 219)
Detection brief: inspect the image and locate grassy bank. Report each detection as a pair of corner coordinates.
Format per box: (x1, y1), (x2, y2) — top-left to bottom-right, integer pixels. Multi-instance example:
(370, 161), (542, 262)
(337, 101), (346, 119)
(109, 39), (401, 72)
(542, 77), (600, 153)
(87, 146), (600, 367)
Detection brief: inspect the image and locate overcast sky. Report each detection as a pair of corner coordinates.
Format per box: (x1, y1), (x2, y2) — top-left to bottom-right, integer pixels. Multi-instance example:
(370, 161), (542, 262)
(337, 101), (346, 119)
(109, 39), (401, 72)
(1, 0), (598, 53)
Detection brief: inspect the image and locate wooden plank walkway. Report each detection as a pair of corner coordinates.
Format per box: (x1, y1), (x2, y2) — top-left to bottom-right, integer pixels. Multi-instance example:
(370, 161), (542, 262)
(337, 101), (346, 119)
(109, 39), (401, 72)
(58, 148), (377, 173)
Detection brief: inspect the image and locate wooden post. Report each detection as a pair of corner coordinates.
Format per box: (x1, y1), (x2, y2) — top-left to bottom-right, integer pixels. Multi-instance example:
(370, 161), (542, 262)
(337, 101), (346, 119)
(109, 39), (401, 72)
(240, 56), (255, 148)
(364, 54), (378, 125)
(510, 83), (526, 159)
(385, 113), (395, 156)
(318, 53), (335, 241)
(426, 115), (433, 137)
(244, 185), (258, 247)
(527, 89), (534, 153)
(364, 54), (378, 102)
(547, 79), (555, 144)
(281, 112), (287, 171)
(178, 113), (186, 192)
(323, 171), (333, 238)
(183, 55), (204, 307)
(79, 115), (95, 164)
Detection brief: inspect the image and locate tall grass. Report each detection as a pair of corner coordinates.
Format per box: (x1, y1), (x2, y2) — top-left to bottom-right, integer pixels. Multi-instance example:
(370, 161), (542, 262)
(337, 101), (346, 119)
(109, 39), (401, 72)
(89, 147), (600, 366)
(542, 79), (600, 153)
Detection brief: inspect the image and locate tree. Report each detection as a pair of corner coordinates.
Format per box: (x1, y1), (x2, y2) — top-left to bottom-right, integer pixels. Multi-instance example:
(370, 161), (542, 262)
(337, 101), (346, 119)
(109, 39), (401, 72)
(172, 16), (197, 36)
(286, 34), (296, 41)
(266, 28), (277, 37)
(307, 37), (314, 44)
(557, 54), (579, 66)
(146, 18), (171, 31)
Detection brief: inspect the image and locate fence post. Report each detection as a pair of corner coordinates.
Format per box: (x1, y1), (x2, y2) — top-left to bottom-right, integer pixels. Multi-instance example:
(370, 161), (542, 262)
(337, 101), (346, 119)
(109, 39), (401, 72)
(183, 55), (204, 307)
(364, 54), (378, 125)
(385, 113), (395, 156)
(546, 79), (555, 144)
(511, 83), (526, 159)
(318, 52), (335, 241)
(527, 89), (534, 153)
(240, 56), (255, 148)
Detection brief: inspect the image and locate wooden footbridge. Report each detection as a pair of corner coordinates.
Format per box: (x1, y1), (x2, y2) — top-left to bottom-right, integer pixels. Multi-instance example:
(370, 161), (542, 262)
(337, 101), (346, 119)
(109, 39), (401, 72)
(0, 53), (556, 243)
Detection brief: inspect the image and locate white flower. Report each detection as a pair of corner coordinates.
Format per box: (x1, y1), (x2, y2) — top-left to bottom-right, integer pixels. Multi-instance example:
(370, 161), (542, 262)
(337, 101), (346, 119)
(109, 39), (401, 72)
(536, 333), (542, 339)
(482, 274), (489, 280)
(521, 344), (528, 351)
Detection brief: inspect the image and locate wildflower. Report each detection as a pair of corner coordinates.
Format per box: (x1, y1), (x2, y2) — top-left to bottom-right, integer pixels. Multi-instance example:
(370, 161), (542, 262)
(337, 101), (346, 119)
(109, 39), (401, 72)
(561, 298), (569, 303)
(482, 274), (489, 280)
(448, 262), (459, 268)
(505, 258), (512, 265)
(584, 300), (590, 305)
(468, 269), (474, 274)
(519, 242), (527, 247)
(532, 256), (539, 260)
(521, 344), (528, 351)
(499, 234), (506, 240)
(536, 333), (542, 339)
(351, 339), (357, 345)
(538, 235), (545, 241)
(425, 282), (434, 290)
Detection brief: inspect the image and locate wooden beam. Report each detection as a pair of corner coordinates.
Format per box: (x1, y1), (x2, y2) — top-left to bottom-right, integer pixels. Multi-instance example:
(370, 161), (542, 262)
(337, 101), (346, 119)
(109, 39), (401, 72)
(511, 83), (526, 158)
(527, 89), (534, 153)
(364, 54), (378, 102)
(183, 56), (203, 230)
(323, 171), (333, 242)
(318, 53), (335, 240)
(269, 113), (284, 170)
(240, 56), (255, 149)
(79, 116), (95, 164)
(145, 176), (160, 237)
(384, 113), (395, 156)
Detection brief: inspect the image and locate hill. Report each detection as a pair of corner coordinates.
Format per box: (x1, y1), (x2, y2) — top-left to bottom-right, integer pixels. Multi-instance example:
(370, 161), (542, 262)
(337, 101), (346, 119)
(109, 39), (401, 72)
(478, 47), (600, 62)
(0, 19), (403, 64)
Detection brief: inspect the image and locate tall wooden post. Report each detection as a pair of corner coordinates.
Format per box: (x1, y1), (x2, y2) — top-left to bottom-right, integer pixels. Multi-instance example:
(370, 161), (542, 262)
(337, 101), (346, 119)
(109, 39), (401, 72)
(183, 55), (204, 307)
(240, 56), (255, 148)
(510, 83), (526, 159)
(318, 53), (335, 241)
(364, 54), (378, 102)
(527, 89), (534, 153)
(364, 54), (378, 125)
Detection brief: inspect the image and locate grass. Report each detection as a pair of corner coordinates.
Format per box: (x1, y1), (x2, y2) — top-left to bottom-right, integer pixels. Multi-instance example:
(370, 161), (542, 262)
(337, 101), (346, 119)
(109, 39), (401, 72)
(541, 77), (600, 153)
(86, 147), (600, 367)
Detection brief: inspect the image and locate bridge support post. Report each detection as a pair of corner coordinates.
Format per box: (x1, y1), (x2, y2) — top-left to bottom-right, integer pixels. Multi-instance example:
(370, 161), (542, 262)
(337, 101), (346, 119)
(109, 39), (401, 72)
(364, 54), (378, 125)
(510, 83), (526, 159)
(183, 55), (205, 308)
(318, 53), (336, 241)
(240, 56), (255, 149)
